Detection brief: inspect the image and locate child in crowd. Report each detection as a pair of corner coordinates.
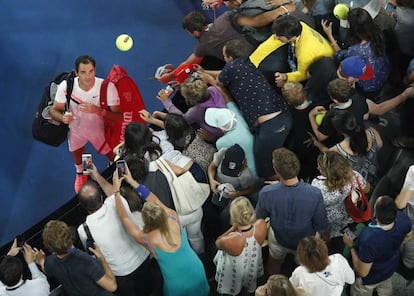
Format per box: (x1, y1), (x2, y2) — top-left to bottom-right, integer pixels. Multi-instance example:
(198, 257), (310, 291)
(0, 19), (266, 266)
(208, 144), (258, 231)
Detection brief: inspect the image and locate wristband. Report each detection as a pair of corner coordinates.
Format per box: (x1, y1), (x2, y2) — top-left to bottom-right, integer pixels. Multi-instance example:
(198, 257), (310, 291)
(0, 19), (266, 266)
(113, 190), (120, 195)
(135, 184), (151, 200)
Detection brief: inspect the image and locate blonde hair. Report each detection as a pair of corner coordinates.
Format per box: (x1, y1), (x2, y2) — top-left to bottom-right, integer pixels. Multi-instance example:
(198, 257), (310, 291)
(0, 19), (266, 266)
(180, 77), (210, 107)
(267, 274), (298, 296)
(317, 151), (353, 192)
(281, 82), (307, 107)
(142, 202), (176, 247)
(230, 196), (256, 226)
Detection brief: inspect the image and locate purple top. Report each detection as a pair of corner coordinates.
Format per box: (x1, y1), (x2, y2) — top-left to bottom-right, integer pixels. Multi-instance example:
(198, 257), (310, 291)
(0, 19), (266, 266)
(335, 42), (390, 94)
(162, 86), (225, 137)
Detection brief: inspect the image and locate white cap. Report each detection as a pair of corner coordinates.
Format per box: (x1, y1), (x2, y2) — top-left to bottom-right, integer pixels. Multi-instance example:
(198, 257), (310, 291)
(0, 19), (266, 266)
(205, 108), (237, 131)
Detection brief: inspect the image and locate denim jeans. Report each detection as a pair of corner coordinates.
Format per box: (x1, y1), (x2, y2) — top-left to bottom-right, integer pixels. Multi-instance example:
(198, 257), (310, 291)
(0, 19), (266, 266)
(254, 111), (292, 178)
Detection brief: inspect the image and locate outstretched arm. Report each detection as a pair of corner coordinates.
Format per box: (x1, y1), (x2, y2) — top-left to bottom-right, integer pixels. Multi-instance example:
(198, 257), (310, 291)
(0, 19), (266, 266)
(395, 166), (414, 209)
(367, 86), (414, 116)
(236, 6), (287, 28)
(121, 162), (177, 217)
(88, 163), (113, 196)
(139, 109), (165, 129)
(112, 170), (146, 245)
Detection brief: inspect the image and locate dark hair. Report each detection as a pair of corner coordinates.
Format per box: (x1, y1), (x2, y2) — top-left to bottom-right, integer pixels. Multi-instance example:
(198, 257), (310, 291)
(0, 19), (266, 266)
(272, 15), (302, 39)
(182, 11), (208, 33)
(332, 111), (368, 155)
(224, 39), (251, 59)
(164, 113), (196, 152)
(346, 8), (385, 56)
(396, 0), (414, 8)
(124, 154), (149, 183)
(272, 148), (300, 179)
(78, 181), (103, 212)
(375, 196), (397, 225)
(75, 55), (96, 72)
(0, 256), (23, 287)
(124, 122), (162, 160)
(327, 79), (355, 102)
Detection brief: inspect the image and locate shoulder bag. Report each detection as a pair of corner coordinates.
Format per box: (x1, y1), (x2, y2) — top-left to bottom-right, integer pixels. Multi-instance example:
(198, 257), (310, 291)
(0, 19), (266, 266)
(344, 174), (372, 223)
(156, 158), (210, 215)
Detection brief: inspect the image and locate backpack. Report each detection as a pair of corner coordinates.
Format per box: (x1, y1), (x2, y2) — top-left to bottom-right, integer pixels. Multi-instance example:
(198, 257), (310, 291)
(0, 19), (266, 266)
(32, 71), (76, 147)
(99, 65), (146, 150)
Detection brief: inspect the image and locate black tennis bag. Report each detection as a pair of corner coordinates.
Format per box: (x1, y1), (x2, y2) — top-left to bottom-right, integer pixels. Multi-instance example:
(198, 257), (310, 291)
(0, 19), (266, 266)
(32, 71), (75, 146)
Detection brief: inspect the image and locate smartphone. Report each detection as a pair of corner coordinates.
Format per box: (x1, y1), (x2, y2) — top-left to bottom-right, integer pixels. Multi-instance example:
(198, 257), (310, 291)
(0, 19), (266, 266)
(343, 227), (356, 240)
(116, 160), (126, 178)
(16, 234), (25, 248)
(384, 2), (396, 13)
(85, 237), (95, 256)
(165, 85), (174, 96)
(82, 154), (93, 175)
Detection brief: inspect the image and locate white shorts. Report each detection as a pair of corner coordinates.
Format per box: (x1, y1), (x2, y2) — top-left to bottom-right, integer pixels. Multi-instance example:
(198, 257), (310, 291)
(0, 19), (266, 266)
(268, 227), (296, 260)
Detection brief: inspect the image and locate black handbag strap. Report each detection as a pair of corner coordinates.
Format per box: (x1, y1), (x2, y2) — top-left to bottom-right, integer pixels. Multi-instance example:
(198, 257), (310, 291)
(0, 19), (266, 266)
(82, 222), (94, 242)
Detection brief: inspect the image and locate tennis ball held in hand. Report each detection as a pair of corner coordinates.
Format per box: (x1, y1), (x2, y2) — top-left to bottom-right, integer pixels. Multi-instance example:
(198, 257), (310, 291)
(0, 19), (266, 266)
(315, 111), (327, 126)
(116, 34), (133, 51)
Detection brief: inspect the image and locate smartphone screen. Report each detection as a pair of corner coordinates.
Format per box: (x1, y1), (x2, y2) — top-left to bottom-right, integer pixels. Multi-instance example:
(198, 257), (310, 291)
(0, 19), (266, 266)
(343, 227), (356, 240)
(116, 160), (126, 178)
(82, 154), (92, 175)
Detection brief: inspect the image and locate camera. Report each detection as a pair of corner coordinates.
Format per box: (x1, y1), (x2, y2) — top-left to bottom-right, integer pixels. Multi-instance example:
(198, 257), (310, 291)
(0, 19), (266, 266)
(82, 154), (92, 175)
(116, 160), (126, 178)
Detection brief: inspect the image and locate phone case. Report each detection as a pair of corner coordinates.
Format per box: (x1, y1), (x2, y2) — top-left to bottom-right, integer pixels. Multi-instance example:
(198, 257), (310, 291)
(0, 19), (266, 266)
(82, 154), (92, 174)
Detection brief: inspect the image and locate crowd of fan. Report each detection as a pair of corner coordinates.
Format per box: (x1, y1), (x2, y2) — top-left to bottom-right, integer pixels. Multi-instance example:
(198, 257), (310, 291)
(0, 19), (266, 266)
(2, 0), (414, 295)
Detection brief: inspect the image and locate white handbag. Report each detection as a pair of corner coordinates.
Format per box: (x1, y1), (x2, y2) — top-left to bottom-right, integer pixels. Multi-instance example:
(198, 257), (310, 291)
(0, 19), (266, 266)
(156, 158), (210, 215)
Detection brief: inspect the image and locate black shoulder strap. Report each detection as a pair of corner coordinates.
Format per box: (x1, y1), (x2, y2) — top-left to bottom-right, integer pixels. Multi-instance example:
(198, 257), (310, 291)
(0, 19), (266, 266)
(65, 71), (76, 110)
(82, 222), (94, 242)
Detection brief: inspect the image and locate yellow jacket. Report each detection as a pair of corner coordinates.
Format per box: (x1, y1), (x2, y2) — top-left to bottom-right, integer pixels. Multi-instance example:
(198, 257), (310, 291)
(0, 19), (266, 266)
(249, 22), (334, 82)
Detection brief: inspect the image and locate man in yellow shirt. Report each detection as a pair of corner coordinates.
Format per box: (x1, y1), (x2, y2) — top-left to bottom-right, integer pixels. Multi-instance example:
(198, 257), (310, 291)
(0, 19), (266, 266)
(250, 15), (334, 87)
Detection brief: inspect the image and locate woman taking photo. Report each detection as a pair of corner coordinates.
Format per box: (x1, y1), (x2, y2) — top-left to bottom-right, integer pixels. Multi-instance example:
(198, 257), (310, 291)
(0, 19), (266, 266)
(214, 196), (267, 295)
(112, 165), (210, 296)
(157, 76), (226, 141)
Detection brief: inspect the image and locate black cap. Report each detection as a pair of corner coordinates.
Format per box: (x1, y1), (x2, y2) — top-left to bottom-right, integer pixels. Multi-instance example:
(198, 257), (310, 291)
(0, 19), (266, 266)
(221, 144), (245, 177)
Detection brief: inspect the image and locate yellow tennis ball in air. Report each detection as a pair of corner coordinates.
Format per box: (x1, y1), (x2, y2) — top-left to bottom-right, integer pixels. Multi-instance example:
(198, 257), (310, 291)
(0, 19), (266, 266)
(333, 4), (349, 20)
(116, 34), (133, 51)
